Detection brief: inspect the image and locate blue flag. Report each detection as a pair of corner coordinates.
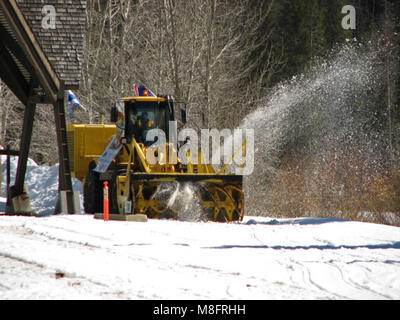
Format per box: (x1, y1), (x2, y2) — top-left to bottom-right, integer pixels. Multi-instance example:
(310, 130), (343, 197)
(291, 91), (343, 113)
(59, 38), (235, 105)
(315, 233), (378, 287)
(67, 90), (86, 120)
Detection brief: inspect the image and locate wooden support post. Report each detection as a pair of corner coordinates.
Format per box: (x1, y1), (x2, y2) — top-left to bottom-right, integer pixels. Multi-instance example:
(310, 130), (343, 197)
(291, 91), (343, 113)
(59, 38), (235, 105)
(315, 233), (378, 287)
(14, 101), (35, 194)
(6, 102), (36, 215)
(54, 98), (72, 192)
(6, 146), (10, 192)
(53, 98), (80, 214)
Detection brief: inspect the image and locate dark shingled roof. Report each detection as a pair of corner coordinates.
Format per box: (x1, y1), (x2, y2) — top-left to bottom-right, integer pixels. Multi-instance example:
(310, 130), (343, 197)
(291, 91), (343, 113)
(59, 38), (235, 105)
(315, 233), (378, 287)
(16, 0), (86, 89)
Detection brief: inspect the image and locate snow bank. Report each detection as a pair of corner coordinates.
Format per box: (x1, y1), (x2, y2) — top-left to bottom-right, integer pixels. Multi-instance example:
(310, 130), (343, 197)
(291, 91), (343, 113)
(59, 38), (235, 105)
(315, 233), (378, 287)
(1, 155), (82, 215)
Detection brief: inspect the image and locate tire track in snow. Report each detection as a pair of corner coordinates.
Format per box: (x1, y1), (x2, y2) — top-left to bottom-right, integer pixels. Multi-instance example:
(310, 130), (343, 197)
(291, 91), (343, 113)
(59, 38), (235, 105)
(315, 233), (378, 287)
(0, 222), (245, 299)
(249, 225), (344, 298)
(245, 224), (396, 299)
(0, 225), (135, 298)
(291, 259), (349, 299)
(329, 261), (392, 299)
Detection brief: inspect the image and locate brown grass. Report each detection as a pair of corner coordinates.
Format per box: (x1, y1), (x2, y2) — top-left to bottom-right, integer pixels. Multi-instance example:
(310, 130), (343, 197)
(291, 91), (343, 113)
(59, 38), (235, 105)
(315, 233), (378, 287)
(264, 149), (400, 226)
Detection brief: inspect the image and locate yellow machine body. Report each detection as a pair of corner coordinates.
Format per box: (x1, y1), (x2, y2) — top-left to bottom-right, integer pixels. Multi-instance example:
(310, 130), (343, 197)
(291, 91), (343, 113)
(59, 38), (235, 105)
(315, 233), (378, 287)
(67, 124), (116, 182)
(67, 96), (244, 222)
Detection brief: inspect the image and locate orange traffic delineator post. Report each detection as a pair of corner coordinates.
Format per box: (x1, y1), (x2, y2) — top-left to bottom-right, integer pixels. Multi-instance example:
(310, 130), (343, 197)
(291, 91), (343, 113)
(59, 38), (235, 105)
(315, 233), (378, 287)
(103, 181), (109, 221)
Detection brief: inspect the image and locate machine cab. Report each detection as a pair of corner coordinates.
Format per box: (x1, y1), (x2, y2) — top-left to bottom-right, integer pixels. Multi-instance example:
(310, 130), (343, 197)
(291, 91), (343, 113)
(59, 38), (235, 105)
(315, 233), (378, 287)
(111, 96), (186, 145)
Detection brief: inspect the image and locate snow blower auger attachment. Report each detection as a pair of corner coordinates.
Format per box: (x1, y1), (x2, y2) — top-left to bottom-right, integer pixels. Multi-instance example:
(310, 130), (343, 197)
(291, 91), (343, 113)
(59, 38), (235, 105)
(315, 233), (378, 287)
(67, 89), (244, 222)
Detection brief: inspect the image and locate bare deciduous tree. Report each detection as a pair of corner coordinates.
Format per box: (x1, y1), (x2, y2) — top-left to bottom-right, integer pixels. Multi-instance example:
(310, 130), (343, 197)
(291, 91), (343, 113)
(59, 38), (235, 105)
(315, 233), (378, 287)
(77, 0), (282, 132)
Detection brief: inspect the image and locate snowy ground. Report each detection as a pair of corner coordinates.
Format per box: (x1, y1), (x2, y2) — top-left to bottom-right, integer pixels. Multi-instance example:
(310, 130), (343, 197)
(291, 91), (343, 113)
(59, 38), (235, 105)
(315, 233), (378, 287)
(1, 213), (399, 300)
(1, 156), (400, 300)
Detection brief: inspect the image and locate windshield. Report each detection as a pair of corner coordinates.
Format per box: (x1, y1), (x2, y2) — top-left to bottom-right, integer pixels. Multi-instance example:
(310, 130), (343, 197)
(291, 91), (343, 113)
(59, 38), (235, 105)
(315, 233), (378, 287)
(125, 100), (171, 145)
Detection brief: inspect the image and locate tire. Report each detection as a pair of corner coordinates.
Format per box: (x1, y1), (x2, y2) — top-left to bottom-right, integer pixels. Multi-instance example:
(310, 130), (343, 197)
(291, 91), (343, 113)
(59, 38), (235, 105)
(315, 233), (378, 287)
(83, 169), (103, 214)
(108, 171), (119, 214)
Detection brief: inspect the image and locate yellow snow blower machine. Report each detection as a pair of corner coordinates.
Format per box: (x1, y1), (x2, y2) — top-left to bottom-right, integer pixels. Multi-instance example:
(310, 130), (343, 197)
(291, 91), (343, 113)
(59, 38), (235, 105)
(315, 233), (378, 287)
(67, 87), (244, 222)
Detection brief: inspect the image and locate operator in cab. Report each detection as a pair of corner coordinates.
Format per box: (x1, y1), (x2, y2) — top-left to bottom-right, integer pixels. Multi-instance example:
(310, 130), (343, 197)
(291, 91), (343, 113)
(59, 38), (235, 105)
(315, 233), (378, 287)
(135, 111), (155, 145)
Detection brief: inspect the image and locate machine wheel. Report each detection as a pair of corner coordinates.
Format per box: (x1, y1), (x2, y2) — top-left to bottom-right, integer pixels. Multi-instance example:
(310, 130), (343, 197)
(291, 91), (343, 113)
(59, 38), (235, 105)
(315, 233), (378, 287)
(83, 169), (103, 214)
(108, 170), (121, 214)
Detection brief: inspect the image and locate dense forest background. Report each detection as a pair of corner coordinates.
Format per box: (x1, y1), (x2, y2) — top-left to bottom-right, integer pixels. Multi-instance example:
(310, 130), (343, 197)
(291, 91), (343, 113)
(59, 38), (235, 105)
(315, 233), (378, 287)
(1, 0), (400, 224)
